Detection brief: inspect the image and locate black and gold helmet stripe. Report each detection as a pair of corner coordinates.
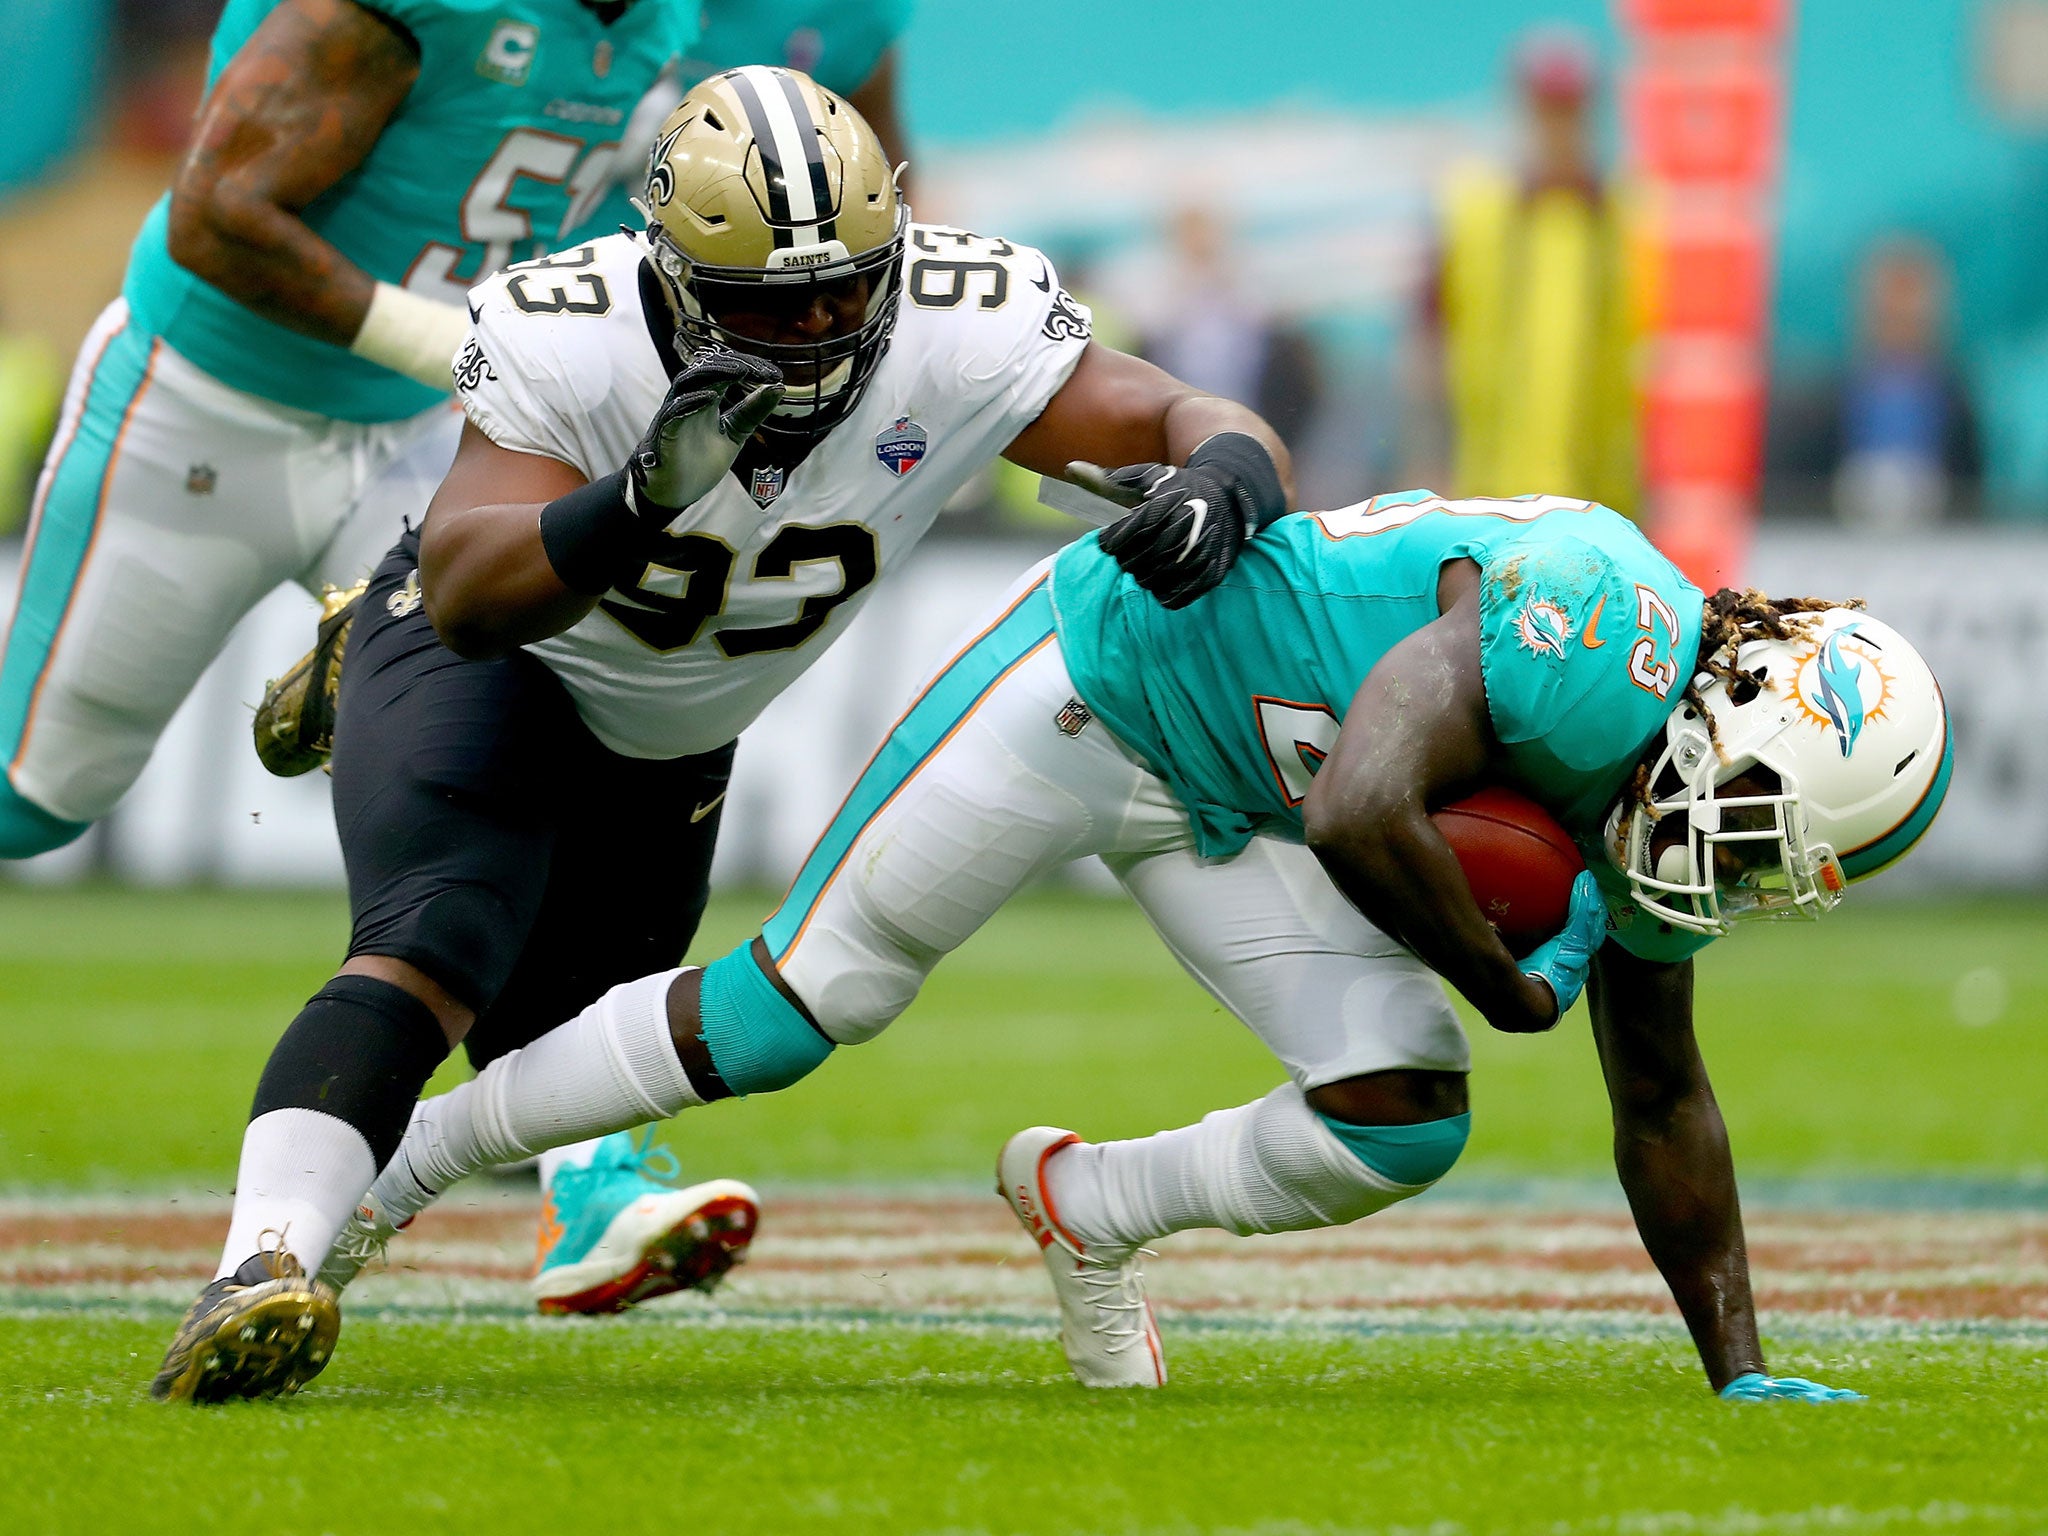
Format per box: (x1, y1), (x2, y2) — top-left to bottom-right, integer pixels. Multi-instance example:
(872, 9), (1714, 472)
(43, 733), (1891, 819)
(725, 65), (838, 249)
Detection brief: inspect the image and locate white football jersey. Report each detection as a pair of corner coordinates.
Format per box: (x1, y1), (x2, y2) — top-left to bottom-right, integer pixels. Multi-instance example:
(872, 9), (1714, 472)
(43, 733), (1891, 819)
(456, 227), (1093, 757)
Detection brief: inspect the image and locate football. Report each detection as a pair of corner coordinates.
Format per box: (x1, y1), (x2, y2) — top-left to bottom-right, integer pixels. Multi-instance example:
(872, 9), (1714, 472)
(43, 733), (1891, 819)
(1431, 787), (1586, 956)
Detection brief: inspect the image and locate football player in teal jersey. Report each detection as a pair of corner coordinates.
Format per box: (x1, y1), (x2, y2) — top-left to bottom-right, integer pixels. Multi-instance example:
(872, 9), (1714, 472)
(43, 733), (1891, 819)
(342, 487), (1951, 1401)
(0, 0), (910, 858)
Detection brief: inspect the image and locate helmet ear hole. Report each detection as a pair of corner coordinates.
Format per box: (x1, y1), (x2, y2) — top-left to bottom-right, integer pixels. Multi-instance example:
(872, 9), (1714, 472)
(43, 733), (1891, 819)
(1728, 671), (1764, 706)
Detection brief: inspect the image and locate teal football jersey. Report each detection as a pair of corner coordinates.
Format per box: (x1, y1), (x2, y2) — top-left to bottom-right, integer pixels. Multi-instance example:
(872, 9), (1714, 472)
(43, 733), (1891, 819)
(123, 0), (696, 423)
(687, 0), (910, 92)
(1051, 492), (1713, 962)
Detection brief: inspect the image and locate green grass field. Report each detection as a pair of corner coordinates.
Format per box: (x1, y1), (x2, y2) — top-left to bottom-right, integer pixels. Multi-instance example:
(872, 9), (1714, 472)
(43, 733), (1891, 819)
(3, 885), (2046, 1533)
(4, 885), (2043, 1186)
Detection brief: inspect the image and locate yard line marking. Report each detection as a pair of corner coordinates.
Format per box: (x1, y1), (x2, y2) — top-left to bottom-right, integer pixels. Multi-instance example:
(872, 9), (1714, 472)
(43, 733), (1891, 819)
(4, 1193), (2045, 1334)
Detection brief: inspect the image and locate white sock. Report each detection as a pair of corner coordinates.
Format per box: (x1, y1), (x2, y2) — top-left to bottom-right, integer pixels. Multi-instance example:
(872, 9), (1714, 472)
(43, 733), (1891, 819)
(537, 1136), (609, 1191)
(214, 1108), (380, 1280)
(1044, 1084), (1419, 1249)
(368, 970), (701, 1226)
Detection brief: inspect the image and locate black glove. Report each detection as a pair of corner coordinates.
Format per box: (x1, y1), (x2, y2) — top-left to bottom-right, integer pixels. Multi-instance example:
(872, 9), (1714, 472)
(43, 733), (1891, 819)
(626, 346), (785, 519)
(539, 348), (783, 595)
(1074, 432), (1287, 609)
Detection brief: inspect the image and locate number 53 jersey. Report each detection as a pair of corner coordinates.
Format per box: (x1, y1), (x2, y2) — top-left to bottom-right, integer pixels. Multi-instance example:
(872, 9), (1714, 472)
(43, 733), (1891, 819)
(457, 227), (1093, 758)
(124, 0), (696, 425)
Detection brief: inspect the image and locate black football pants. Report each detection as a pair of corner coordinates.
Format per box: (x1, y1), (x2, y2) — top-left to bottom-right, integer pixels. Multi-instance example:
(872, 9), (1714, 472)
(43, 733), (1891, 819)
(329, 528), (733, 1069)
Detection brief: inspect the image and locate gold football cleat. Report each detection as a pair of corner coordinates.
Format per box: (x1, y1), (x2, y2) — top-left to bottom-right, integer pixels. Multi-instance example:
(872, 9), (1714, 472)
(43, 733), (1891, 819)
(149, 1247), (342, 1405)
(253, 580), (364, 777)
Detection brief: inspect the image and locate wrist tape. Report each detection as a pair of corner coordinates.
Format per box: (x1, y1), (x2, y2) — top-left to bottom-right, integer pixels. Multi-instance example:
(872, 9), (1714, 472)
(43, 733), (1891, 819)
(348, 281), (470, 391)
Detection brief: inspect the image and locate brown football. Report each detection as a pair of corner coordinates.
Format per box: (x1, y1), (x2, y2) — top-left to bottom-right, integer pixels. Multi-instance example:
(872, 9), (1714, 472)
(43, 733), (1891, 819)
(1431, 787), (1585, 957)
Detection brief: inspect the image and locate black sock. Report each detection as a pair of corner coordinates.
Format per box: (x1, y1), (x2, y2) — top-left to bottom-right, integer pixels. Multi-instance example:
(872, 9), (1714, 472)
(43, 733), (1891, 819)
(251, 975), (452, 1168)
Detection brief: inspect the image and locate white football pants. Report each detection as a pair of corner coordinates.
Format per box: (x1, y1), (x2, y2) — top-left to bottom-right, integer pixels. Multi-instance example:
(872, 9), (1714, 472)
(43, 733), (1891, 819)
(0, 298), (460, 837)
(763, 570), (1470, 1090)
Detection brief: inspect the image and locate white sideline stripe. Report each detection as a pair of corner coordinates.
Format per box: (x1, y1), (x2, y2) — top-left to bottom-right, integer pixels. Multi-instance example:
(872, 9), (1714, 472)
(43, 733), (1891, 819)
(6, 1194), (2045, 1339)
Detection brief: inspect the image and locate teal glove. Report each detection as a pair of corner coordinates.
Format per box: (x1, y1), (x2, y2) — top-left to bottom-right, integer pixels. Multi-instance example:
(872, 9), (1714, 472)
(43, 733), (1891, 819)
(1718, 1372), (1866, 1403)
(1521, 869), (1607, 1021)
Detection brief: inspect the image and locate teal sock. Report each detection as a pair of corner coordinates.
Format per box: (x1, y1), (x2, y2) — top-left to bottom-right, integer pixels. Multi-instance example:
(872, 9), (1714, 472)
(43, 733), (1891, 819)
(1315, 1111), (1471, 1187)
(695, 944), (835, 1096)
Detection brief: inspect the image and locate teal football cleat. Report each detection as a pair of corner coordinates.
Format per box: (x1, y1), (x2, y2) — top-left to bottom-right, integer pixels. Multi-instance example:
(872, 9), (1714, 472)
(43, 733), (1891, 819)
(531, 1131), (759, 1316)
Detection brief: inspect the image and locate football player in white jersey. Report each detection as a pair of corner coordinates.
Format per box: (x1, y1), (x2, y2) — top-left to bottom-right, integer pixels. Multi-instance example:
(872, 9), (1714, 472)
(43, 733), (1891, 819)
(151, 66), (1294, 1403)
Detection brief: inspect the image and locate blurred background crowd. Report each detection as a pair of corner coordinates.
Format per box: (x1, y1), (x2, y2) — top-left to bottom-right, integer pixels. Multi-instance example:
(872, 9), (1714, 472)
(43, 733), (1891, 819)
(8, 0), (2048, 542)
(2, 0), (2044, 890)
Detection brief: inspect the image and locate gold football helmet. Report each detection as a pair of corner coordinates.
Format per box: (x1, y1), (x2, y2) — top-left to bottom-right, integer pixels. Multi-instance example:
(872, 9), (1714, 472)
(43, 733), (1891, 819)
(641, 66), (906, 439)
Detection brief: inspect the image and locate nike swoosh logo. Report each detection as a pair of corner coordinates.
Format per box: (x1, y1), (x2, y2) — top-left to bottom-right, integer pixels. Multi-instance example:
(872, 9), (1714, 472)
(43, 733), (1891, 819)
(1582, 594), (1607, 649)
(468, 300), (482, 323)
(689, 791), (727, 824)
(1032, 259), (1052, 292)
(1178, 498), (1208, 561)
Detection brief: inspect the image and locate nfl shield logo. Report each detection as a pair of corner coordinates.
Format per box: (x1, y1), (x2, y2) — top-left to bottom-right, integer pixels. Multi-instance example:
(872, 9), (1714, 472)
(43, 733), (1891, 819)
(874, 416), (927, 477)
(749, 463), (786, 506)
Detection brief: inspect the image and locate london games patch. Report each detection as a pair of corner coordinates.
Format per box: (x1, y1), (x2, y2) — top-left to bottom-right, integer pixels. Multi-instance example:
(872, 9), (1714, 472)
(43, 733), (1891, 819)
(875, 417), (928, 477)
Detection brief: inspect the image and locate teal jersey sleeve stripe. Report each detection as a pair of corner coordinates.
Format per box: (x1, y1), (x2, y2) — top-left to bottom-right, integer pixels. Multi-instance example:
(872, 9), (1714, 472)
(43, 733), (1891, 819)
(1838, 712), (1955, 881)
(764, 580), (1056, 962)
(0, 322), (156, 770)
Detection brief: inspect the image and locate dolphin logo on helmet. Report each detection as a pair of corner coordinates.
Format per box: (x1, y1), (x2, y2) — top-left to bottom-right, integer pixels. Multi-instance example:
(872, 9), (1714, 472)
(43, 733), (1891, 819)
(1807, 627), (1872, 758)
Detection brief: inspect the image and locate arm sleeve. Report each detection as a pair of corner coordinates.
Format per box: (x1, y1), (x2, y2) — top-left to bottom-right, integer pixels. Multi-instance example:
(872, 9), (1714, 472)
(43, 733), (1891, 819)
(1477, 536), (1619, 750)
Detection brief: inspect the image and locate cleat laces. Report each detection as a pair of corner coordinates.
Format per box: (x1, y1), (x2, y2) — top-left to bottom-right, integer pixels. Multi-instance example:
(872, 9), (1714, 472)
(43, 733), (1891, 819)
(326, 1211), (394, 1276)
(1075, 1248), (1156, 1355)
(614, 1128), (682, 1185)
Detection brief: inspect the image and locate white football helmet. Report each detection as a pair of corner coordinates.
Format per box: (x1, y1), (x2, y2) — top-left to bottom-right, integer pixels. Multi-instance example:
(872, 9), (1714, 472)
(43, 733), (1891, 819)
(1607, 607), (1953, 935)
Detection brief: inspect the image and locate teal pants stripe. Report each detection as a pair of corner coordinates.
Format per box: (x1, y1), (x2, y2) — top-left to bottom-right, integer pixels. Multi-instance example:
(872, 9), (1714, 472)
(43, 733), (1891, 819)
(764, 579), (1056, 963)
(0, 320), (154, 777)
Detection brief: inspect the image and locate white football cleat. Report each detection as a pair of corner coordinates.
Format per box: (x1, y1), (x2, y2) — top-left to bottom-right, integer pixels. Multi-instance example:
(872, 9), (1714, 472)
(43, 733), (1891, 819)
(997, 1125), (1165, 1389)
(317, 1188), (411, 1293)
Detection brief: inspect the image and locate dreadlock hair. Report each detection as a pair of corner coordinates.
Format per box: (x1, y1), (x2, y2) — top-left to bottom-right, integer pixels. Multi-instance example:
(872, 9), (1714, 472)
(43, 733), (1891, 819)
(1626, 588), (1862, 810)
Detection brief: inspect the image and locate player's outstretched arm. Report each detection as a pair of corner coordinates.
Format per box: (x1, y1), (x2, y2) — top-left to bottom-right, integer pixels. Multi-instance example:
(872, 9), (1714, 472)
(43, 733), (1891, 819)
(166, 0), (422, 351)
(1005, 342), (1294, 609)
(1301, 564), (1560, 1035)
(1588, 945), (1769, 1391)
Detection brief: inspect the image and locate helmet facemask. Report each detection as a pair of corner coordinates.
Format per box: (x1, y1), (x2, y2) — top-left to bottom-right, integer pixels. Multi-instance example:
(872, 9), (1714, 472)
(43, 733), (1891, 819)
(1607, 726), (1846, 938)
(645, 205), (907, 441)
(638, 67), (908, 448)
